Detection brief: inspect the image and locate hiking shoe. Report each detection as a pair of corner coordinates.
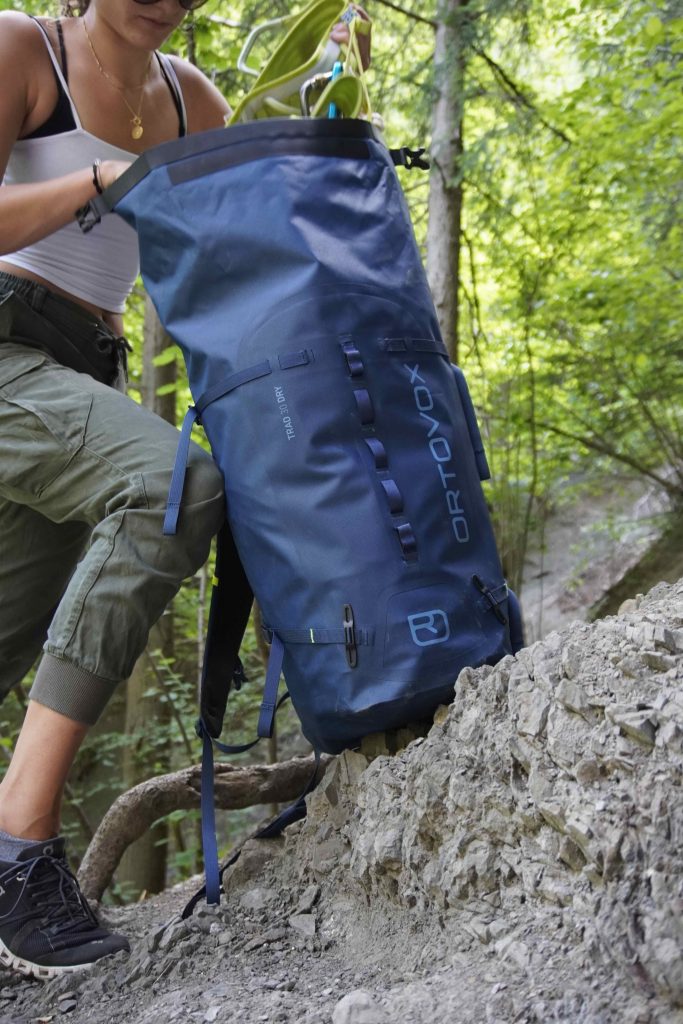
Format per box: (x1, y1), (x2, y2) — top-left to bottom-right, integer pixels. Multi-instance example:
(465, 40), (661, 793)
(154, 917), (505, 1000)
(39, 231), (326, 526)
(0, 837), (129, 980)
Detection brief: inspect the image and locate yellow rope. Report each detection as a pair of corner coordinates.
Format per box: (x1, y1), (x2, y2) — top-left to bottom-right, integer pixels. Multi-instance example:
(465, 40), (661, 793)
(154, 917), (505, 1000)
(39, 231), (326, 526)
(342, 12), (372, 120)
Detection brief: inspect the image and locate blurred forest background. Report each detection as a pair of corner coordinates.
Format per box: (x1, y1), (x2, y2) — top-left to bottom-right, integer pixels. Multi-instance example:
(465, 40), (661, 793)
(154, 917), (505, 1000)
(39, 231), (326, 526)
(0, 0), (681, 903)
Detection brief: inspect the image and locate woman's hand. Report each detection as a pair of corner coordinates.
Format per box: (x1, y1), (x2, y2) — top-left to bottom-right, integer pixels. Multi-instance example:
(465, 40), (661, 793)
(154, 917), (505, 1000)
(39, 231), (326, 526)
(99, 160), (133, 191)
(330, 5), (372, 71)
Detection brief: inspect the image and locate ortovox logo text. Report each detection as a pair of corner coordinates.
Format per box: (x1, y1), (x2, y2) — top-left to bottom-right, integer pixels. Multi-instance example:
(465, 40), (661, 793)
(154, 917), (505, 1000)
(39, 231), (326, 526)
(408, 610), (451, 647)
(404, 363), (470, 544)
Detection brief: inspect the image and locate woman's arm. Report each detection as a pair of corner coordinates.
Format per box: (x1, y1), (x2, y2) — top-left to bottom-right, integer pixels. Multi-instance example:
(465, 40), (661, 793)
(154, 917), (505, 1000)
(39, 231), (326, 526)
(0, 165), (132, 258)
(0, 13), (129, 257)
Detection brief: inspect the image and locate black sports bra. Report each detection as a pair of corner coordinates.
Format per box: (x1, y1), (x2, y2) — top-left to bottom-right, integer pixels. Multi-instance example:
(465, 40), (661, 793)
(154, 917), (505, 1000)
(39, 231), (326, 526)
(24, 18), (187, 141)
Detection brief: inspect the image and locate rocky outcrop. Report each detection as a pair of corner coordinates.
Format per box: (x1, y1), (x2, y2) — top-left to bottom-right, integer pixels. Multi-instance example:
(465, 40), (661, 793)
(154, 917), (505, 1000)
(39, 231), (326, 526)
(290, 579), (683, 1019)
(4, 580), (683, 1024)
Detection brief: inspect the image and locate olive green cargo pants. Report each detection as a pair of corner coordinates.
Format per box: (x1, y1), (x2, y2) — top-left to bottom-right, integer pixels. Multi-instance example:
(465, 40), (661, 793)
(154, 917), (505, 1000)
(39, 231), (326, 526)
(0, 274), (225, 725)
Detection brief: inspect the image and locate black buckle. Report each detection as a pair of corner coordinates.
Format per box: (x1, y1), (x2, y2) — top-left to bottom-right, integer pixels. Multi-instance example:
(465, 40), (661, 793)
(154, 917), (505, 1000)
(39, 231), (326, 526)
(472, 575), (508, 625)
(391, 147), (430, 171)
(232, 657), (248, 691)
(75, 202), (102, 234)
(343, 603), (358, 668)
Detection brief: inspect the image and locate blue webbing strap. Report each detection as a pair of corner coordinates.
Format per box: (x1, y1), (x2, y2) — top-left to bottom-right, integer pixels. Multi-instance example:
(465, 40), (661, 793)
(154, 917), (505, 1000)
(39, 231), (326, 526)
(199, 724), (221, 905)
(253, 747), (322, 839)
(262, 626), (374, 646)
(382, 336), (446, 355)
(257, 633), (285, 739)
(195, 360), (272, 416)
(163, 406), (198, 536)
(163, 360), (272, 536)
(198, 719), (263, 906)
(197, 687), (292, 907)
(364, 437), (388, 469)
(381, 478), (404, 514)
(353, 388), (375, 425)
(342, 340), (364, 377)
(183, 743), (323, 918)
(395, 522), (418, 560)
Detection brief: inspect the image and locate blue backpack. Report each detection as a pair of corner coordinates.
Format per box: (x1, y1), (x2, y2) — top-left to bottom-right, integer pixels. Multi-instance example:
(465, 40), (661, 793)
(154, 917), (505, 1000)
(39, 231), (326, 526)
(81, 117), (524, 908)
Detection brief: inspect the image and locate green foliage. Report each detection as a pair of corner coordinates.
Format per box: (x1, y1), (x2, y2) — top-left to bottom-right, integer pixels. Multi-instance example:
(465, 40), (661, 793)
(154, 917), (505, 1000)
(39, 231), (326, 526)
(1, 0), (680, 896)
(442, 0), (683, 583)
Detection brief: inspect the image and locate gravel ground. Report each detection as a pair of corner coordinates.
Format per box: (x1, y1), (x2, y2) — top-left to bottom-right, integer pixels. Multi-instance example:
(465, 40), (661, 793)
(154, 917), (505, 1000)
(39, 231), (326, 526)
(2, 578), (683, 1024)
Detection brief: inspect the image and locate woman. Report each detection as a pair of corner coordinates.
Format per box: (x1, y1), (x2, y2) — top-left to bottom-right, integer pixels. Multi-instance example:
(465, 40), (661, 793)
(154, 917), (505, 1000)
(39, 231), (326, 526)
(0, 0), (370, 978)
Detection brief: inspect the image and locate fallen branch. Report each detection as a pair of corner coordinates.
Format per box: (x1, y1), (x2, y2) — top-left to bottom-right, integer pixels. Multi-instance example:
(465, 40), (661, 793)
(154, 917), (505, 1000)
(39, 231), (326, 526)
(77, 754), (331, 901)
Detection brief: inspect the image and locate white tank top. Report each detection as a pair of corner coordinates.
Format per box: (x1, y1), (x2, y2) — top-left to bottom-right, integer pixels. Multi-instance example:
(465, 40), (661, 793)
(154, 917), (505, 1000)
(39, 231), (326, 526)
(1, 19), (186, 313)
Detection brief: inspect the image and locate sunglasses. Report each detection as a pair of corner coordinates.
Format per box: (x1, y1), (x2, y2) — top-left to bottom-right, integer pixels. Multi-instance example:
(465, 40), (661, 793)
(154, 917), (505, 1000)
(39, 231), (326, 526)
(133, 0), (210, 11)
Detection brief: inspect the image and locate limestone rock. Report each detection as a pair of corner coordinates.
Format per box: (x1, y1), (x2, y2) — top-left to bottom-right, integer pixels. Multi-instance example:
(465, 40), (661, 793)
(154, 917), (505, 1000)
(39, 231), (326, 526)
(288, 914), (316, 937)
(332, 990), (388, 1024)
(294, 578), (683, 1012)
(221, 837), (286, 892)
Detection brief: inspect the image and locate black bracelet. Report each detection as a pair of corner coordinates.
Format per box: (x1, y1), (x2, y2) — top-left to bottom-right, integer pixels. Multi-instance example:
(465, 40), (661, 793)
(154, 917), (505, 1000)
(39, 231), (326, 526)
(92, 159), (103, 195)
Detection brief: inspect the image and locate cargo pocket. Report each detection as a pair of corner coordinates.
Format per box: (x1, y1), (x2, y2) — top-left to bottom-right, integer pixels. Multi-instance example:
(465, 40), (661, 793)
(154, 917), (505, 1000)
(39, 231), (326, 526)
(0, 342), (49, 387)
(0, 358), (92, 501)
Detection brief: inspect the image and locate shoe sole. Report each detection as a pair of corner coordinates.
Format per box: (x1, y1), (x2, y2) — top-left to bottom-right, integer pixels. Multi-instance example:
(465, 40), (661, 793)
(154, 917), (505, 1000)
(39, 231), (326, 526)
(0, 934), (96, 981)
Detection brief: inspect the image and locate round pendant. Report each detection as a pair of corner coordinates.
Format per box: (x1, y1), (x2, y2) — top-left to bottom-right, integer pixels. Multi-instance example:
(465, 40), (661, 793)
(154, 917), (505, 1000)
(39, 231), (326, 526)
(132, 124), (144, 140)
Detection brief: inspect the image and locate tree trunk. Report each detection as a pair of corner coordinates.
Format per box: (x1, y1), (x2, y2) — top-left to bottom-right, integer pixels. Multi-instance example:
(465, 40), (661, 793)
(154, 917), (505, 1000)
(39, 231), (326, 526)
(426, 0), (468, 363)
(117, 296), (177, 899)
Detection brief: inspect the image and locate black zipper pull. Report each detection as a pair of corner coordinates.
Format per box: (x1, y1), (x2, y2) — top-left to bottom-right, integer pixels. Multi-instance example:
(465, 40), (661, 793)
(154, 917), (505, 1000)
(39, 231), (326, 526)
(473, 574), (508, 625)
(343, 604), (358, 668)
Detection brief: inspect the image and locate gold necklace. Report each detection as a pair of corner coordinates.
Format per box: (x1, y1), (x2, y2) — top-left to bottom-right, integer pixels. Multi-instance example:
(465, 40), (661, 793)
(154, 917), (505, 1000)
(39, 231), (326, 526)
(82, 19), (152, 140)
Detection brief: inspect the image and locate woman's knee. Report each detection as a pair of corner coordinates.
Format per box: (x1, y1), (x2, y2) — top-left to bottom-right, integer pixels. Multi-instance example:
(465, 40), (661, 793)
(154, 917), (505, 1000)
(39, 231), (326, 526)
(131, 446), (224, 567)
(183, 449), (225, 528)
(162, 450), (225, 567)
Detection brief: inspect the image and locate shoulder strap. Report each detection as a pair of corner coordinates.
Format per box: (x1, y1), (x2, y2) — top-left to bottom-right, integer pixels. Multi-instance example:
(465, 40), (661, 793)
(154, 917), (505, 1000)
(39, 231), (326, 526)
(156, 52), (188, 137)
(55, 19), (68, 81)
(28, 16), (82, 129)
(199, 522), (253, 737)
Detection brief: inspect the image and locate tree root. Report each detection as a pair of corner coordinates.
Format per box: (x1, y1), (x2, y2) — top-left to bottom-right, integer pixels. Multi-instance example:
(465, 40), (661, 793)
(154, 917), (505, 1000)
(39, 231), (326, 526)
(77, 753), (331, 901)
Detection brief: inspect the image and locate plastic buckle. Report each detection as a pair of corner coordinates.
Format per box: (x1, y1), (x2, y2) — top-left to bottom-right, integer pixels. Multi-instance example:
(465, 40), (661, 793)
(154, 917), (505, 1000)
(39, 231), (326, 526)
(233, 657), (248, 691)
(472, 574), (508, 625)
(393, 147), (430, 171)
(404, 147), (430, 170)
(343, 603), (358, 668)
(75, 202), (102, 234)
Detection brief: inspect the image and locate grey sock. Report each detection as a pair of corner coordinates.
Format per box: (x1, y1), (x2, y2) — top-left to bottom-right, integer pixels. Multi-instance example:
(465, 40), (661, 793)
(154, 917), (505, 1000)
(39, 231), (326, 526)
(0, 828), (44, 862)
